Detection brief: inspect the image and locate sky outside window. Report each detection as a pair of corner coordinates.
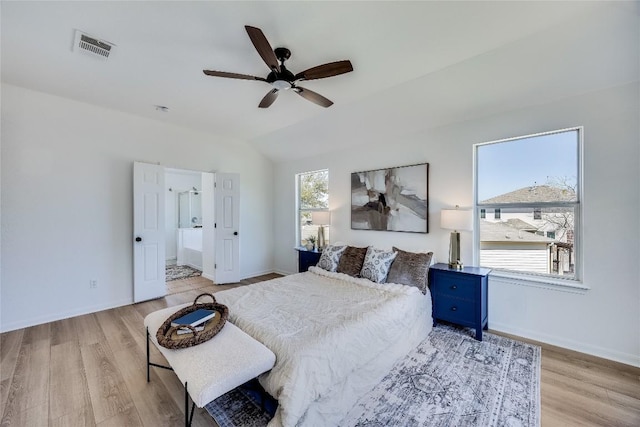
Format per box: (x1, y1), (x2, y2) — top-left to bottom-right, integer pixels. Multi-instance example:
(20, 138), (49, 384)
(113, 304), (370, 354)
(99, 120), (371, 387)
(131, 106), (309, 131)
(477, 130), (578, 201)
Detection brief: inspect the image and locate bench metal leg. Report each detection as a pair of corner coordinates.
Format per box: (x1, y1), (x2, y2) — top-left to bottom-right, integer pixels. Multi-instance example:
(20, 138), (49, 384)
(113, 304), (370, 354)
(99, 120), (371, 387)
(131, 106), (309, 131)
(189, 401), (196, 427)
(147, 328), (195, 426)
(184, 382), (195, 427)
(146, 327), (150, 382)
(185, 382), (189, 427)
(146, 327), (174, 379)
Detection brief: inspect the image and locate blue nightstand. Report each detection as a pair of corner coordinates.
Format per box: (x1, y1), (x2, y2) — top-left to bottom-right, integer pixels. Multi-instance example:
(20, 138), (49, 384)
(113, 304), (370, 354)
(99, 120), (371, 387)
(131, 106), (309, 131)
(295, 247), (322, 272)
(429, 263), (491, 341)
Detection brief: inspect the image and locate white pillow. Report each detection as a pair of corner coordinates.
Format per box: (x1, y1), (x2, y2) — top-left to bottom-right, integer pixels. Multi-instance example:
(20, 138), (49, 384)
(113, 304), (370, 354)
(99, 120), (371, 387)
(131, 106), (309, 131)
(360, 247), (397, 283)
(317, 244), (347, 272)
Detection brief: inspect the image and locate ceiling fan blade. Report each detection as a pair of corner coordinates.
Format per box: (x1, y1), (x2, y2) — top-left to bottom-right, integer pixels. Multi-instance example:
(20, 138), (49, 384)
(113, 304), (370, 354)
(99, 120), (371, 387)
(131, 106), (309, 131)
(295, 86), (334, 108)
(294, 60), (353, 81)
(203, 70), (267, 82)
(259, 89), (279, 108)
(245, 26), (281, 73)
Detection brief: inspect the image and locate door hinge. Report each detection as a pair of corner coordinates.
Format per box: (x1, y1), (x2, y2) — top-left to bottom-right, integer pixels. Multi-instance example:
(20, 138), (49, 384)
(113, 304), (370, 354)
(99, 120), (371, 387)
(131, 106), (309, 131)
(214, 182), (217, 188)
(215, 264), (217, 269)
(214, 223), (217, 228)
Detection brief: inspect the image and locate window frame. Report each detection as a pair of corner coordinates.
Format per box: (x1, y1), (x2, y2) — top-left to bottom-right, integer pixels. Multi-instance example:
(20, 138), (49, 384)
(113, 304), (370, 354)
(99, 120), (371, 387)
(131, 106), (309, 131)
(295, 169), (329, 247)
(472, 127), (584, 288)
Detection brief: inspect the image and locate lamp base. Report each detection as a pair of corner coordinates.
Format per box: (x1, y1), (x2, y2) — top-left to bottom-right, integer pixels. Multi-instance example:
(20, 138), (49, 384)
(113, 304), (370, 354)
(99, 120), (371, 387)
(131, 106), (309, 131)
(448, 261), (464, 270)
(448, 231), (463, 270)
(317, 225), (326, 251)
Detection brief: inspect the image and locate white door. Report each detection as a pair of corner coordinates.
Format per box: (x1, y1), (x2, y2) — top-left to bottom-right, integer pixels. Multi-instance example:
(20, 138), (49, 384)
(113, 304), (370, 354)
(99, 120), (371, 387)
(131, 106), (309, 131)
(133, 162), (166, 302)
(214, 173), (240, 284)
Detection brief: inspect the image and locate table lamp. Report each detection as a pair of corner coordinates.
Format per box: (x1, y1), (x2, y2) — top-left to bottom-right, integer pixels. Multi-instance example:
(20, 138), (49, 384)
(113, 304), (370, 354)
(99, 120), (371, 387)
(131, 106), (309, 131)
(311, 211), (331, 251)
(441, 206), (473, 269)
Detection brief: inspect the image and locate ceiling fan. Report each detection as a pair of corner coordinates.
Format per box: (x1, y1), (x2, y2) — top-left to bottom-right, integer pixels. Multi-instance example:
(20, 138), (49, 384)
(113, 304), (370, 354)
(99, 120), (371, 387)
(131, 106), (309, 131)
(203, 26), (353, 108)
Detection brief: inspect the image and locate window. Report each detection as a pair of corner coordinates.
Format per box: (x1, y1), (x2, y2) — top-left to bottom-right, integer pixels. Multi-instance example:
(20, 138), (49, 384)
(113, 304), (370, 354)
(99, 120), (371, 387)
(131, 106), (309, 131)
(296, 169), (329, 246)
(475, 128), (580, 280)
(533, 208), (542, 220)
(480, 209), (486, 219)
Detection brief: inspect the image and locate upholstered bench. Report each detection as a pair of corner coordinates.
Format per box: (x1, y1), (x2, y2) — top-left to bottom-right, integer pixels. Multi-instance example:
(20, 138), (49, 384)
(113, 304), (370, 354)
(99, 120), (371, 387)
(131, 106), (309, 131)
(144, 304), (276, 427)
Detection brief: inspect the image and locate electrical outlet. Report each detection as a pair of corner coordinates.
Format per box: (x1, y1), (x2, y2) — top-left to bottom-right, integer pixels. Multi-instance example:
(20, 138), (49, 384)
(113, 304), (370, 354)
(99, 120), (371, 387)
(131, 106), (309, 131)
(90, 279), (98, 289)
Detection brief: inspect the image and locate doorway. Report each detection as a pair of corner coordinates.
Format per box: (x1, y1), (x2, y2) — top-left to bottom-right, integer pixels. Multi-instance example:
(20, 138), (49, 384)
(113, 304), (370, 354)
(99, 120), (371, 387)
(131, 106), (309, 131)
(133, 162), (240, 302)
(165, 168), (212, 295)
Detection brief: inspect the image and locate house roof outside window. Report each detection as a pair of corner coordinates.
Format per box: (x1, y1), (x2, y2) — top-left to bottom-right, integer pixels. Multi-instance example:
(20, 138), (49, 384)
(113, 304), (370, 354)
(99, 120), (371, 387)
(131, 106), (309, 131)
(480, 220), (555, 243)
(504, 218), (538, 232)
(480, 185), (576, 204)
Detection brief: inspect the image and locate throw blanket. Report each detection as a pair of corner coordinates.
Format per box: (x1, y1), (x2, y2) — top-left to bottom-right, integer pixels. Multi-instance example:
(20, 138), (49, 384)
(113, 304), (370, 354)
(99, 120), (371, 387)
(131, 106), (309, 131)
(215, 267), (432, 427)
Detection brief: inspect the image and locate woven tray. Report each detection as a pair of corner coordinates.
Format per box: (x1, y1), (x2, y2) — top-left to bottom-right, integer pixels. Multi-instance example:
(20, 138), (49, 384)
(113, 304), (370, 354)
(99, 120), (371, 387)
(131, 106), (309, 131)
(156, 293), (229, 349)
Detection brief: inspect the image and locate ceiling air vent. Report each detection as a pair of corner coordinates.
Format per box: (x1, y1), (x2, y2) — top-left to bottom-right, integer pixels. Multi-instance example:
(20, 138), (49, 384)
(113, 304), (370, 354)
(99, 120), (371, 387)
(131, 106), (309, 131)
(73, 30), (115, 60)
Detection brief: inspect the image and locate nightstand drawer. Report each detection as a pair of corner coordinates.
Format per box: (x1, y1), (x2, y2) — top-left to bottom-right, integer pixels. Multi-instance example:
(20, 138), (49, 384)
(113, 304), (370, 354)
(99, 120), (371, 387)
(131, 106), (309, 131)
(430, 272), (476, 300)
(433, 296), (475, 324)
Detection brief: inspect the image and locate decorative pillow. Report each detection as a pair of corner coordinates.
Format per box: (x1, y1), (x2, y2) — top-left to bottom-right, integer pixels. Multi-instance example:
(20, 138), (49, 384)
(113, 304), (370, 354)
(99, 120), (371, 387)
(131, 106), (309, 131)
(360, 247), (398, 283)
(386, 247), (433, 294)
(316, 245), (347, 272)
(336, 246), (369, 277)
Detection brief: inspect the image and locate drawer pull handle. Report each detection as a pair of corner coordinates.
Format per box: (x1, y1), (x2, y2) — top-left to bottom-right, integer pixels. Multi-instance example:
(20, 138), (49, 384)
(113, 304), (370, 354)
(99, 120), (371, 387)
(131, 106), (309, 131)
(450, 285), (457, 290)
(451, 306), (457, 312)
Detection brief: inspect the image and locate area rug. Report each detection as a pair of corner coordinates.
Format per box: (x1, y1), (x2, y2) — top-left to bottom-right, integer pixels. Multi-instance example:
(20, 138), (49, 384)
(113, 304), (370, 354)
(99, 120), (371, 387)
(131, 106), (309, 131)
(166, 265), (201, 281)
(206, 380), (277, 427)
(205, 324), (541, 427)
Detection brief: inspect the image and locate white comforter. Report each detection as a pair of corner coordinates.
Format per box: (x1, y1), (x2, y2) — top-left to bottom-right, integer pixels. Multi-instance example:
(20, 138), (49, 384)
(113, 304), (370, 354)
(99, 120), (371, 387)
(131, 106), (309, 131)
(215, 267), (432, 427)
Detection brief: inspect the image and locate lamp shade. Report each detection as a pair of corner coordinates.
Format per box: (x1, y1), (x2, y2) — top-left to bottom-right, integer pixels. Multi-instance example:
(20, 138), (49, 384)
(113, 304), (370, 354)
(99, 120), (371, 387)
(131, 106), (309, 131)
(311, 211), (331, 225)
(441, 209), (472, 231)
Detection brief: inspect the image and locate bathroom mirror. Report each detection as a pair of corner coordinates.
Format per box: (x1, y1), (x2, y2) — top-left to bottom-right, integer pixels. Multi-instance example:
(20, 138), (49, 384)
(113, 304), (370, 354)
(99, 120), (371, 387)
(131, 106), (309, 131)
(178, 190), (202, 228)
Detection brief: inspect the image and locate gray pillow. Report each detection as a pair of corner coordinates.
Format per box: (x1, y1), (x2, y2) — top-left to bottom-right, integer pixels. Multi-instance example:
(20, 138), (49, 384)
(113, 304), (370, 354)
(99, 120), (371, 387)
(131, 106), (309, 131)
(336, 246), (369, 277)
(317, 245), (347, 272)
(386, 247), (433, 293)
(360, 247), (398, 283)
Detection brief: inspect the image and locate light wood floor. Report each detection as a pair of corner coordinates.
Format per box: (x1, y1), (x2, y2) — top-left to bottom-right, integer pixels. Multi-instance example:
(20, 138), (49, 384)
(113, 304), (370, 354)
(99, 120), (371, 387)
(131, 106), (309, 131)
(1, 274), (639, 426)
(166, 274), (212, 295)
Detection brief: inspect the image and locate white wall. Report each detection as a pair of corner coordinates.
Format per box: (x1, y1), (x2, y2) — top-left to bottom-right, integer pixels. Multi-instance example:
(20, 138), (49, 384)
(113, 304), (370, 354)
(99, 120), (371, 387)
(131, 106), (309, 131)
(273, 82), (640, 367)
(1, 83), (274, 331)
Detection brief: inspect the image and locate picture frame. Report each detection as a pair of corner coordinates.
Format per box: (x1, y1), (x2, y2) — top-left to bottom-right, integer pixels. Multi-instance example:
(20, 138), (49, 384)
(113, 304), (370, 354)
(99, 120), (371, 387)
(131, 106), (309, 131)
(351, 163), (429, 233)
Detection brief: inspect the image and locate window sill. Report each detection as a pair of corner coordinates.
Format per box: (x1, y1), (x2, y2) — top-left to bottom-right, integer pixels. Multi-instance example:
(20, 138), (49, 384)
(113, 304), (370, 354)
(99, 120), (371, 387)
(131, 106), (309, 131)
(488, 270), (589, 293)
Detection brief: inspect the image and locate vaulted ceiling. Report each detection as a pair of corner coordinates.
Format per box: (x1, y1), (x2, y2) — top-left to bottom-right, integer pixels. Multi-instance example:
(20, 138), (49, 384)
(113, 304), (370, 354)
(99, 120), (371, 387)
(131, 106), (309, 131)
(2, 1), (638, 161)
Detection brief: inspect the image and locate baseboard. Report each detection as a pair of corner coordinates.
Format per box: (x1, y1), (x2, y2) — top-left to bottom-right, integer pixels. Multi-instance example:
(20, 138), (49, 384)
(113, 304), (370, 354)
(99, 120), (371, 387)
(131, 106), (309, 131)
(490, 320), (640, 368)
(240, 269), (277, 280)
(201, 270), (281, 283)
(273, 269), (295, 276)
(0, 297), (133, 333)
(1, 269), (292, 332)
(184, 262), (203, 271)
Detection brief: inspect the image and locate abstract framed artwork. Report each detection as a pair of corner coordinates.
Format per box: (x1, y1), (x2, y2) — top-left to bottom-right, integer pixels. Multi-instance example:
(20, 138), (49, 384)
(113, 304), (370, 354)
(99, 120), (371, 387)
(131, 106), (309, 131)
(351, 163), (429, 233)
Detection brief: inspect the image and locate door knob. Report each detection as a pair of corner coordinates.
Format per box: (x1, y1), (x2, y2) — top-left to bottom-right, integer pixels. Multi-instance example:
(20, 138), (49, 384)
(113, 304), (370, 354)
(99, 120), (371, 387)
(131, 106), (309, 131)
(135, 236), (142, 242)
(233, 231), (238, 236)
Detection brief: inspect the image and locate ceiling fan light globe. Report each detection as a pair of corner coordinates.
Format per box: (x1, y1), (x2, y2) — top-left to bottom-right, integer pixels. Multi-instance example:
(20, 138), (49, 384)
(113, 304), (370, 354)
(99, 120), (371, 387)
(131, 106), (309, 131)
(272, 80), (291, 91)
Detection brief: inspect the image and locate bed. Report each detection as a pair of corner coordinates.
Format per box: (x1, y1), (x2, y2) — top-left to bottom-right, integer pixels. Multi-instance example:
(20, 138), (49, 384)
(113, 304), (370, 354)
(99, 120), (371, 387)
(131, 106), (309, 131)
(214, 264), (433, 427)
